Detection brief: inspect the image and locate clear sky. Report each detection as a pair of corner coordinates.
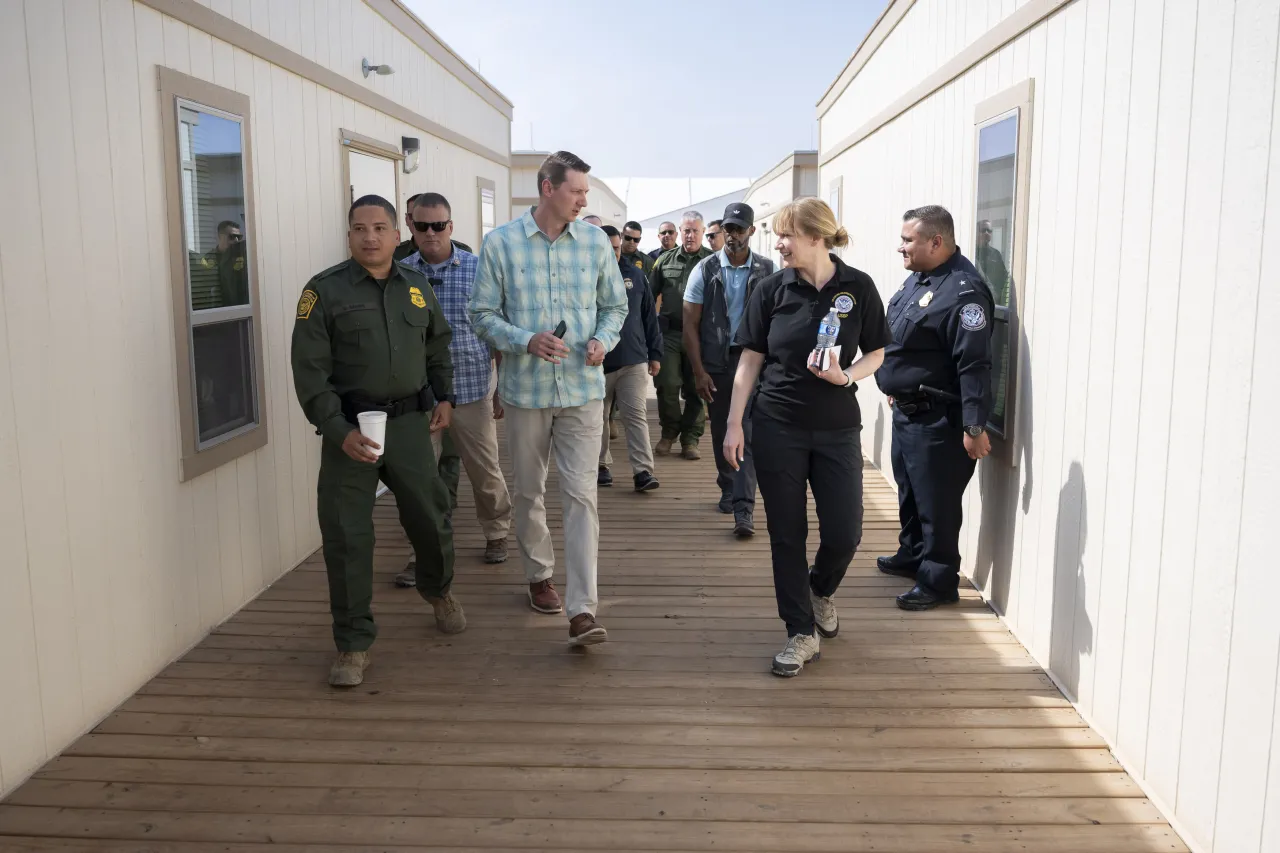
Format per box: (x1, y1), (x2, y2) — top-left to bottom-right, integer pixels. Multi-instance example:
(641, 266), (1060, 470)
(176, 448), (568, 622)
(405, 0), (888, 178)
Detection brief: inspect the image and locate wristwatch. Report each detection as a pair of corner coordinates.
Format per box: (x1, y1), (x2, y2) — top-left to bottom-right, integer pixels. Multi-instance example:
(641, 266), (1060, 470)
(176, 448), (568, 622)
(964, 425), (985, 437)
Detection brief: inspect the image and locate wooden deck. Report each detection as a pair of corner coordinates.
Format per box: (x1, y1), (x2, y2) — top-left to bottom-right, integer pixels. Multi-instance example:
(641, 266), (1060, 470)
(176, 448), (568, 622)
(0, 408), (1186, 852)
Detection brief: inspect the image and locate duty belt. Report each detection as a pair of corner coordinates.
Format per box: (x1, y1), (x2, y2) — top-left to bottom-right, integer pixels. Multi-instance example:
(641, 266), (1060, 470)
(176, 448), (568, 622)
(341, 387), (433, 424)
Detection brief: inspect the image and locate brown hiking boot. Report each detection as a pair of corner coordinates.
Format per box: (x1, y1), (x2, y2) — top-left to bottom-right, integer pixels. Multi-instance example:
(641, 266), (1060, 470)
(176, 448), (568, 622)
(681, 442), (701, 460)
(484, 537), (508, 564)
(654, 437), (674, 455)
(395, 560), (416, 588)
(529, 579), (563, 614)
(426, 590), (466, 634)
(328, 651), (371, 687)
(569, 613), (608, 646)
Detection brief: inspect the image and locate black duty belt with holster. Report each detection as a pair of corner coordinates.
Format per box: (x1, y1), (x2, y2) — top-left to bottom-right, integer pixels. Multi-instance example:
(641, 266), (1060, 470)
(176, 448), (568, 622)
(341, 387), (434, 424)
(893, 384), (960, 415)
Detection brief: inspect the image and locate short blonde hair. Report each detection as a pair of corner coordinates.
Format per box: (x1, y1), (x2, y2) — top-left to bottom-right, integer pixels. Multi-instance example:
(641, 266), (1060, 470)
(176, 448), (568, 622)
(773, 197), (849, 249)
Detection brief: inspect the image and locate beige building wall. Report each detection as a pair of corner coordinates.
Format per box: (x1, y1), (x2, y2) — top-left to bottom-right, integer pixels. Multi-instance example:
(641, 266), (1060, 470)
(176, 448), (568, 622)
(0, 0), (510, 797)
(743, 151), (818, 265)
(818, 2), (1280, 851)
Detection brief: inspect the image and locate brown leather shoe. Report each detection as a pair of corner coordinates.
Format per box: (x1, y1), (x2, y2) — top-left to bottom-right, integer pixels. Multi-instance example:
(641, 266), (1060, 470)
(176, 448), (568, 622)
(529, 579), (563, 614)
(569, 613), (608, 646)
(484, 537), (508, 564)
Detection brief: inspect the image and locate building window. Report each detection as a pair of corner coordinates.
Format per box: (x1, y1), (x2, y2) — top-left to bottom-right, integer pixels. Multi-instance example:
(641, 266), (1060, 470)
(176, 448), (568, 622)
(973, 79), (1034, 453)
(160, 67), (268, 482)
(828, 176), (842, 225)
(478, 177), (496, 241)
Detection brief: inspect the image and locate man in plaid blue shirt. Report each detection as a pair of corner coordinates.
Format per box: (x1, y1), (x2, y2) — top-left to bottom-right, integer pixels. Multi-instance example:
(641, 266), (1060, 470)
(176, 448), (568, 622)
(398, 193), (513, 577)
(470, 151), (627, 646)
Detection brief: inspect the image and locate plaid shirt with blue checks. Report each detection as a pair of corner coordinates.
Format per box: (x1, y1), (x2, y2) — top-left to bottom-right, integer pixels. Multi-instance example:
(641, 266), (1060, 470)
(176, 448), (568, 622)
(400, 247), (493, 406)
(469, 210), (627, 410)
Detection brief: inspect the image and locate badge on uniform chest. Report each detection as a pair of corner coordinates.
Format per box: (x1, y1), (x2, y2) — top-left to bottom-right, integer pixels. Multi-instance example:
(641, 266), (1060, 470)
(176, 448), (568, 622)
(409, 286), (427, 309)
(918, 290), (934, 307)
(833, 292), (855, 319)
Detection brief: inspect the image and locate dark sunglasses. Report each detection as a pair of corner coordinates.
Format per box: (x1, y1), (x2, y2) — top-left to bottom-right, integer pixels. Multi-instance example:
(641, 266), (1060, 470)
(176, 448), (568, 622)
(412, 219), (451, 233)
(705, 233), (722, 241)
(622, 234), (641, 242)
(659, 229), (675, 236)
(225, 233), (244, 242)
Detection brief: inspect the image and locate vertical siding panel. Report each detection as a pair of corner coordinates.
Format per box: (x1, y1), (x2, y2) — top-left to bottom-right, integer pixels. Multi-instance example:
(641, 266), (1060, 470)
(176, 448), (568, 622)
(63, 0), (132, 721)
(17, 0), (87, 753)
(1116, 0), (1198, 777)
(1144, 0), (1235, 812)
(1180, 0), (1277, 845)
(1092, 0), (1163, 743)
(1063, 0), (1116, 712)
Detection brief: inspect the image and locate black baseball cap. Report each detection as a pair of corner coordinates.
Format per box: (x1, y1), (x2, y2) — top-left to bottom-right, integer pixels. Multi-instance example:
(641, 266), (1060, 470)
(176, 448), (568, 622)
(722, 203), (754, 229)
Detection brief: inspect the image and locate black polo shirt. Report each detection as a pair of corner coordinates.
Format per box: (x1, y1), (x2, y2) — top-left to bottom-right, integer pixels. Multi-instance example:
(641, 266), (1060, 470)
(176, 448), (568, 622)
(734, 255), (890, 430)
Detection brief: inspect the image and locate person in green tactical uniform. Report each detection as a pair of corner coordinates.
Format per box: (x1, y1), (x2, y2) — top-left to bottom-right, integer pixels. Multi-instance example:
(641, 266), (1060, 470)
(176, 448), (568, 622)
(291, 194), (463, 688)
(649, 210), (711, 459)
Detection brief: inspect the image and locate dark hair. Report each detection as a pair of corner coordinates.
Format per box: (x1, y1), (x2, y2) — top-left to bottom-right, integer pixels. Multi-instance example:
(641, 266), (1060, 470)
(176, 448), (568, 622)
(413, 192), (452, 216)
(406, 193), (423, 208)
(708, 219), (723, 229)
(217, 220), (241, 235)
(623, 220), (642, 232)
(903, 205), (956, 244)
(600, 225), (620, 238)
(536, 150), (591, 197)
(348, 194), (397, 224)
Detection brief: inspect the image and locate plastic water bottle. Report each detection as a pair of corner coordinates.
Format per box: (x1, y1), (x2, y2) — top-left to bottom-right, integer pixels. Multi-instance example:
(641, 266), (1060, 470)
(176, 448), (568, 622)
(816, 307), (841, 349)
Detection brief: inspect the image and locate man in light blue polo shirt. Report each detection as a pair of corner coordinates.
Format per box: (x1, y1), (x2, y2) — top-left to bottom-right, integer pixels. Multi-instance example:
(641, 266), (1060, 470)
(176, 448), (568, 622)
(682, 203), (775, 537)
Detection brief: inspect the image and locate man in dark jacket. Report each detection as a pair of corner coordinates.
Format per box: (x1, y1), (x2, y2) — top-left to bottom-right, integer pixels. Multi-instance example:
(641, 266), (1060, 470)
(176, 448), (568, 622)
(599, 226), (662, 492)
(682, 203), (774, 536)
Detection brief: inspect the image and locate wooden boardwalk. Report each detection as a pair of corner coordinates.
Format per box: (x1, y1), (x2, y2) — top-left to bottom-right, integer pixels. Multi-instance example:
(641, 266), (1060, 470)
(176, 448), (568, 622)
(0, 407), (1186, 852)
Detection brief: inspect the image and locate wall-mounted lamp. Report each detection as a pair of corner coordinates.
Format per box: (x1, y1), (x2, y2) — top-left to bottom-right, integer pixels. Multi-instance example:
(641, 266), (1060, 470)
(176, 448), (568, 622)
(402, 136), (420, 174)
(362, 58), (394, 78)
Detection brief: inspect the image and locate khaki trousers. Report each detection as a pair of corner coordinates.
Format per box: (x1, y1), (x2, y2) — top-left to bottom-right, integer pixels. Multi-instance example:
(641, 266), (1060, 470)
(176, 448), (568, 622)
(600, 363), (655, 476)
(447, 389), (512, 540)
(505, 399), (603, 619)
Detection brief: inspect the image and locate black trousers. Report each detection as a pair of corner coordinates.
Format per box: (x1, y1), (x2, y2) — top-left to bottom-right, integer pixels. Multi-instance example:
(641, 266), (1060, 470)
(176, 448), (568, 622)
(889, 405), (977, 597)
(753, 413), (863, 637)
(706, 350), (756, 511)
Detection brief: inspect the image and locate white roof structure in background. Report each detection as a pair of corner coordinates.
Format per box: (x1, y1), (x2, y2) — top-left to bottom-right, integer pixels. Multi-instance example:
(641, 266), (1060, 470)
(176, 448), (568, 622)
(599, 178), (750, 224)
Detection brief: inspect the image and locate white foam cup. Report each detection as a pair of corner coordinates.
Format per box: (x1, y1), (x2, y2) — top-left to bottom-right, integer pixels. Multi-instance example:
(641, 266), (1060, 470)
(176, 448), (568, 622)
(356, 411), (387, 456)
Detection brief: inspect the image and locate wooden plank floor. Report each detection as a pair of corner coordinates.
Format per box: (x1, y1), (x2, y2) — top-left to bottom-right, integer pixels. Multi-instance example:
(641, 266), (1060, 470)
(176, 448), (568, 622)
(0, 405), (1186, 852)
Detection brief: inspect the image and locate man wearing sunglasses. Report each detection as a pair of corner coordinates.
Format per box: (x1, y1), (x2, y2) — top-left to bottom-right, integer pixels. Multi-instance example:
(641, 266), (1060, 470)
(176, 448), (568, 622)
(398, 193), (513, 581)
(620, 221), (653, 277)
(705, 220), (725, 254)
(648, 220), (678, 260)
(395, 192), (472, 262)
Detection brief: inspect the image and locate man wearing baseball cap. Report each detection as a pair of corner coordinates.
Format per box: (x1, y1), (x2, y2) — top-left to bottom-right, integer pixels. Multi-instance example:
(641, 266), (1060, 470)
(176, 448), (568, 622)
(682, 203), (775, 536)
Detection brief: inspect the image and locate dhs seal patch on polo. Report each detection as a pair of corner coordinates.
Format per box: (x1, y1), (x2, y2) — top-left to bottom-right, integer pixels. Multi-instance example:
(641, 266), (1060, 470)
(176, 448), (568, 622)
(960, 303), (987, 331)
(833, 292), (855, 317)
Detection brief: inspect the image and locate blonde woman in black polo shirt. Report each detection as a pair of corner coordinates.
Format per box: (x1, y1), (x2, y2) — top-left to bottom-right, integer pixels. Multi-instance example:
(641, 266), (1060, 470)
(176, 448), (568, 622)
(724, 198), (889, 676)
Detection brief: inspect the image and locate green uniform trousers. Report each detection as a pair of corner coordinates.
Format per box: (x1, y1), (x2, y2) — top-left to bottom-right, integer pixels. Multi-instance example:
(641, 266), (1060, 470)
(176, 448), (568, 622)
(655, 329), (706, 444)
(318, 411), (454, 652)
(438, 427), (461, 516)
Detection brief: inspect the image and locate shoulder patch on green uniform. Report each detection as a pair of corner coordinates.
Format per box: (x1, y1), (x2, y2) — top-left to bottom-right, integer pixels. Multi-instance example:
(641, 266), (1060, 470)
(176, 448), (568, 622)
(296, 289), (318, 319)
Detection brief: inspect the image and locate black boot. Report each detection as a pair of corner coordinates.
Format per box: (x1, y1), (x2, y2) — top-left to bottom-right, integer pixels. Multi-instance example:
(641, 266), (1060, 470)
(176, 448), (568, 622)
(896, 584), (960, 611)
(877, 554), (918, 579)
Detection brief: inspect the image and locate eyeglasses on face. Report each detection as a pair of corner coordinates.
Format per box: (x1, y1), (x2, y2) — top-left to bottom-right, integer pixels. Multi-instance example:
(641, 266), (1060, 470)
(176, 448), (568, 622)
(705, 232), (722, 241)
(723, 225), (747, 236)
(622, 234), (641, 242)
(412, 219), (451, 233)
(659, 229), (675, 236)
(225, 232), (244, 242)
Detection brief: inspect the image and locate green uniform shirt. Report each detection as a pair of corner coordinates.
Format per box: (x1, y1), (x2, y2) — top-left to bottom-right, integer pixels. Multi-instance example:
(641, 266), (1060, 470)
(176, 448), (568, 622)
(291, 257), (453, 447)
(649, 245), (712, 331)
(621, 250), (654, 278)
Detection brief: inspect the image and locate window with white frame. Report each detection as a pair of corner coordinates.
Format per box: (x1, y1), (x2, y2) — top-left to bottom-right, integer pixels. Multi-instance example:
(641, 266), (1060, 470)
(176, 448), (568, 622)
(478, 177), (496, 240)
(973, 79), (1034, 451)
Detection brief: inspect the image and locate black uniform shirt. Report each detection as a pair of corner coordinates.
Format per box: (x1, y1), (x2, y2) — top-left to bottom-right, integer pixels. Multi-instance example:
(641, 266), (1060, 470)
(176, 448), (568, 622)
(875, 249), (994, 428)
(735, 254), (890, 431)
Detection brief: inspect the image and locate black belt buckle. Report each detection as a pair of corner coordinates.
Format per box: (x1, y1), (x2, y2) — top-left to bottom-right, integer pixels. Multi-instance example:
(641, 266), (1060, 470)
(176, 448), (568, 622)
(896, 397), (930, 415)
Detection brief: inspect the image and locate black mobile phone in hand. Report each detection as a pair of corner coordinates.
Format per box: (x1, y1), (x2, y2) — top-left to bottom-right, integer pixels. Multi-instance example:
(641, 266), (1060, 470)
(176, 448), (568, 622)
(552, 320), (567, 339)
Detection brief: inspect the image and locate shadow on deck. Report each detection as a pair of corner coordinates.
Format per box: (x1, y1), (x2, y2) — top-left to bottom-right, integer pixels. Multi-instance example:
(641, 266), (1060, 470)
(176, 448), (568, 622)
(0, 407), (1185, 851)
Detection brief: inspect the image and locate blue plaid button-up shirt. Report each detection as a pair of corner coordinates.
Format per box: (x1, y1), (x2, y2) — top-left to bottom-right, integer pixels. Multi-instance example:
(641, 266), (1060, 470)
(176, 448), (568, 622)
(400, 247), (493, 406)
(470, 209), (627, 409)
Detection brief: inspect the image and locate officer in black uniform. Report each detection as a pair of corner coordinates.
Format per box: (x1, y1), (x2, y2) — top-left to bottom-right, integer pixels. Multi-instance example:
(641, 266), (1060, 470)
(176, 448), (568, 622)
(875, 205), (994, 611)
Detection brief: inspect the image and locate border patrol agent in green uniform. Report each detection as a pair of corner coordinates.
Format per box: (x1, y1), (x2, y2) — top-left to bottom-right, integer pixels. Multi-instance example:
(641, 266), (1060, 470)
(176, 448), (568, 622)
(291, 195), (463, 688)
(649, 213), (712, 458)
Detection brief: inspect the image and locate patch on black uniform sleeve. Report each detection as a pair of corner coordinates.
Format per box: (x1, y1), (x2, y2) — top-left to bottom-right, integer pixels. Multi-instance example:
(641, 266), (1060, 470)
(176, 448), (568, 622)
(959, 303), (987, 331)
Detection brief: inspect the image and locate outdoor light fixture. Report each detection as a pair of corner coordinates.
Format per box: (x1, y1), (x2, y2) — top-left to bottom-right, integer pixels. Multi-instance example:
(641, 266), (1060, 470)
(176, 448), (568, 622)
(402, 136), (420, 174)
(362, 58), (394, 78)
